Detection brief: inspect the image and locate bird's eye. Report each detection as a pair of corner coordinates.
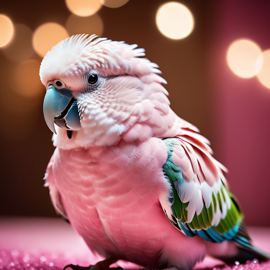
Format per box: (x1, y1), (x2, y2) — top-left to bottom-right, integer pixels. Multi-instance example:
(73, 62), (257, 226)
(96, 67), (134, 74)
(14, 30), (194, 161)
(88, 73), (98, 84)
(56, 81), (62, 87)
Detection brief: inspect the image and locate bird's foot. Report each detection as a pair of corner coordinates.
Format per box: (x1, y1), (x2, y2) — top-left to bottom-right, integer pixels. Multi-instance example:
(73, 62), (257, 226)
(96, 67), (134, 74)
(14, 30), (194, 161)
(64, 265), (123, 270)
(63, 257), (122, 270)
(63, 265), (88, 270)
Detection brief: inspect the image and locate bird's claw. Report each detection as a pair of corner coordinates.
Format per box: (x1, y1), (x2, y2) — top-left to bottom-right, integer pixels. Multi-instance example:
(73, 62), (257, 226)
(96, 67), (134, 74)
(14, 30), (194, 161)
(63, 264), (123, 270)
(63, 264), (91, 270)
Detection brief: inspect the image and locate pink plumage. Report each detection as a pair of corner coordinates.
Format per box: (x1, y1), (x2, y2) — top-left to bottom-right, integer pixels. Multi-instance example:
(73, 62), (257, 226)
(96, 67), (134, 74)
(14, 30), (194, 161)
(40, 35), (253, 270)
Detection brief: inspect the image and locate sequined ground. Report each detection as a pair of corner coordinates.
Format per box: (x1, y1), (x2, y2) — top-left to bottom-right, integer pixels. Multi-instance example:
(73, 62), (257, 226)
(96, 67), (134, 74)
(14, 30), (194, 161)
(0, 249), (91, 270)
(1, 249), (270, 270)
(212, 259), (270, 270)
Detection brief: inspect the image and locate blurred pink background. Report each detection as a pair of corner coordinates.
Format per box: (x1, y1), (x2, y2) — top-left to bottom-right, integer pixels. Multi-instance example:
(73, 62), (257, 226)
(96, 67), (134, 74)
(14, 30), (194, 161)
(0, 0), (269, 227)
(211, 0), (270, 226)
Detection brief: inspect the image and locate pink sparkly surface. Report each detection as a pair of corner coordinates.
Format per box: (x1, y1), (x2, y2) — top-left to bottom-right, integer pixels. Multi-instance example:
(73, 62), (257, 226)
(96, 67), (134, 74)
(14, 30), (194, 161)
(0, 217), (270, 270)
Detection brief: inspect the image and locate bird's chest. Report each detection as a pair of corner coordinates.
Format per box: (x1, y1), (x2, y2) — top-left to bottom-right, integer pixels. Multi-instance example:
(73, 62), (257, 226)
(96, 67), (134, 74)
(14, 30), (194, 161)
(52, 141), (168, 256)
(54, 146), (162, 210)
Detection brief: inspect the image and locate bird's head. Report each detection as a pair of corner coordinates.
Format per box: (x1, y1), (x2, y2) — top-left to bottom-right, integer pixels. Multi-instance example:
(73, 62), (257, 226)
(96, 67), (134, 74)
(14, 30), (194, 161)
(40, 34), (173, 149)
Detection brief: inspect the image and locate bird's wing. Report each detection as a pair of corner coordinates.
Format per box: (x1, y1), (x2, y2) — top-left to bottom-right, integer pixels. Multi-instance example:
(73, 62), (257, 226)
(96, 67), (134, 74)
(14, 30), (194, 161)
(160, 136), (245, 243)
(44, 150), (68, 220)
(160, 136), (270, 260)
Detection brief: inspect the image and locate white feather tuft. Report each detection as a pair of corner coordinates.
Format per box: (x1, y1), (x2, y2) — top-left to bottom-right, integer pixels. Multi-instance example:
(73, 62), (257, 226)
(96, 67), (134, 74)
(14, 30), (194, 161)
(173, 176), (232, 226)
(39, 34), (161, 85)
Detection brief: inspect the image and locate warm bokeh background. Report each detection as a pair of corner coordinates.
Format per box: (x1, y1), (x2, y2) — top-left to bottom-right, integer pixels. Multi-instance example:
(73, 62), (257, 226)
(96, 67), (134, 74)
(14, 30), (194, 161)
(0, 0), (270, 226)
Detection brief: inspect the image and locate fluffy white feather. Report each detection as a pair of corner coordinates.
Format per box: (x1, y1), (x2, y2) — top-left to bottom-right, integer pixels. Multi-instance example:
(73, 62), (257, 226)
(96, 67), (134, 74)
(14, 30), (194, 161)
(40, 34), (161, 86)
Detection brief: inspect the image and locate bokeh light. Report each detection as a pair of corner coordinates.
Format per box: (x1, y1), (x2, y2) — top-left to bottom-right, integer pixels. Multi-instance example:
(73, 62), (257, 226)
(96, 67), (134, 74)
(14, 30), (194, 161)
(66, 14), (103, 36)
(10, 60), (44, 98)
(98, 0), (129, 8)
(256, 50), (270, 89)
(0, 14), (14, 47)
(2, 24), (34, 62)
(0, 87), (40, 141)
(156, 2), (194, 40)
(227, 39), (262, 78)
(32, 23), (69, 57)
(65, 0), (102, 17)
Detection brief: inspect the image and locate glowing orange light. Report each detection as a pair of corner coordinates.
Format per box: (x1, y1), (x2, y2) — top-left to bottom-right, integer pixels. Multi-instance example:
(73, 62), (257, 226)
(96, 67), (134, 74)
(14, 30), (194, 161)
(32, 23), (69, 57)
(98, 0), (129, 8)
(65, 0), (102, 17)
(156, 2), (194, 40)
(10, 60), (44, 98)
(66, 14), (103, 37)
(0, 14), (14, 47)
(2, 24), (34, 62)
(227, 39), (262, 78)
(256, 50), (270, 89)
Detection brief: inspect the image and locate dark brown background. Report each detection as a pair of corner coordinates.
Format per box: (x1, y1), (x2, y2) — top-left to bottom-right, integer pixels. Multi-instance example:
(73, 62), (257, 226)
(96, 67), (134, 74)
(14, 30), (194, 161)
(0, 0), (270, 226)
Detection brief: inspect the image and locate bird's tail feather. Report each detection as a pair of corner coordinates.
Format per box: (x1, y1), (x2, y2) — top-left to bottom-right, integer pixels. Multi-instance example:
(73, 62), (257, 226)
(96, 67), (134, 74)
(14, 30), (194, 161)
(234, 236), (270, 261)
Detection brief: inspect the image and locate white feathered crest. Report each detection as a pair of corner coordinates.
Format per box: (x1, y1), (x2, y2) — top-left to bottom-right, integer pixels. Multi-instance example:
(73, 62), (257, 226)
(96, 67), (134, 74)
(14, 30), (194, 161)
(39, 34), (161, 85)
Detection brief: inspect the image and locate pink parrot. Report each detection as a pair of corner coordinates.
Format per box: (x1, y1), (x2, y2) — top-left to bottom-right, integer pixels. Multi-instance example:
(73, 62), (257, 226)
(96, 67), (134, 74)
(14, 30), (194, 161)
(40, 35), (270, 270)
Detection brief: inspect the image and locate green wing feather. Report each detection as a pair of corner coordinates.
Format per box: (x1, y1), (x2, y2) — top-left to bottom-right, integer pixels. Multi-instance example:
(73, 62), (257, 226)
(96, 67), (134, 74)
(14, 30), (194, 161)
(161, 137), (270, 260)
(162, 138), (243, 242)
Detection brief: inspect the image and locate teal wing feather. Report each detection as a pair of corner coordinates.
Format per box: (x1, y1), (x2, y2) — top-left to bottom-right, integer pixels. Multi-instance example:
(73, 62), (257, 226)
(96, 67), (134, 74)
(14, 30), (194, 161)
(161, 137), (270, 260)
(162, 137), (244, 242)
